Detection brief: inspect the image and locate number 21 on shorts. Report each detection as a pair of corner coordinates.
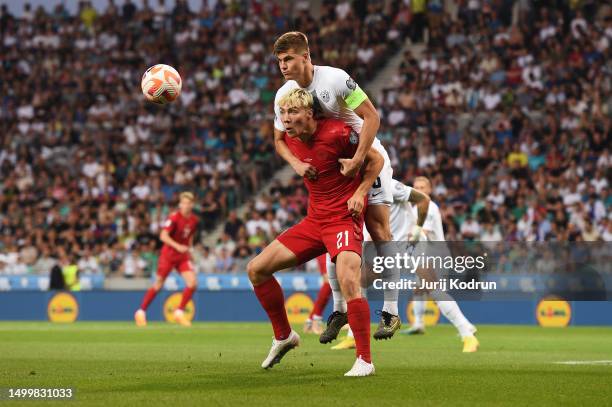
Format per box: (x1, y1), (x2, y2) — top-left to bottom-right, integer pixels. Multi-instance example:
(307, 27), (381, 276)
(337, 230), (349, 248)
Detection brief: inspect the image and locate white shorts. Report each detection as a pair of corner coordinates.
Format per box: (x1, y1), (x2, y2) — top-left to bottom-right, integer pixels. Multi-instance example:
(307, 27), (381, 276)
(368, 140), (393, 206)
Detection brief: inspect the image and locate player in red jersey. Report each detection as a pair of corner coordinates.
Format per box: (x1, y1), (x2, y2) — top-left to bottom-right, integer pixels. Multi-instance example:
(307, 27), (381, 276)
(247, 89), (383, 377)
(135, 192), (199, 327)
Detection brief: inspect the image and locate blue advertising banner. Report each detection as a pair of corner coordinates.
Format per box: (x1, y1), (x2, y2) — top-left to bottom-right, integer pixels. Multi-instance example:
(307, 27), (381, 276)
(0, 290), (611, 325)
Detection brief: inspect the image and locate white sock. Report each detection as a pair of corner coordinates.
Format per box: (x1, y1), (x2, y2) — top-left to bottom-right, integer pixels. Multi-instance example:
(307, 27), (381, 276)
(327, 260), (347, 313)
(382, 301), (398, 315)
(412, 294), (426, 328)
(379, 243), (400, 316)
(347, 327), (354, 338)
(430, 290), (474, 338)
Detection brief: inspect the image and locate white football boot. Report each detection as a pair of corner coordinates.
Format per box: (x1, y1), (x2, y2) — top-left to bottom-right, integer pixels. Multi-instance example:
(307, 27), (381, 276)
(261, 330), (300, 369)
(344, 356), (375, 377)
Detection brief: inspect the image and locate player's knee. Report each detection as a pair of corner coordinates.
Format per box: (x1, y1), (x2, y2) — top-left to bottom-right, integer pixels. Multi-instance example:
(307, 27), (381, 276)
(338, 275), (360, 301)
(246, 259), (261, 283)
(153, 280), (163, 291)
(336, 255), (361, 300)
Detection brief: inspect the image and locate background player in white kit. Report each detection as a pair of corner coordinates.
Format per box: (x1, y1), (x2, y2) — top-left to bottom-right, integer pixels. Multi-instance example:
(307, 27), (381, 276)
(271, 32), (401, 340)
(400, 176), (479, 353)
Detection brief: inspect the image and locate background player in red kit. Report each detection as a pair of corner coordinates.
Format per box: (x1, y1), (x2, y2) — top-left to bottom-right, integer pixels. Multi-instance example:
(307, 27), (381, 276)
(135, 192), (199, 327)
(303, 254), (332, 335)
(247, 89), (383, 377)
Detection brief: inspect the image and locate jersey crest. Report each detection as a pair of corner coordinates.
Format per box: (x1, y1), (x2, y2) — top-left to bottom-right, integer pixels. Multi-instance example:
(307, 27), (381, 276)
(346, 78), (356, 90)
(320, 89), (331, 103)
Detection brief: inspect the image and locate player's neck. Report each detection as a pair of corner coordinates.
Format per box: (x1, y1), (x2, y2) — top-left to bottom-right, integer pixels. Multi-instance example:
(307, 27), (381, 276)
(298, 119), (318, 143)
(296, 64), (314, 88)
(179, 210), (191, 217)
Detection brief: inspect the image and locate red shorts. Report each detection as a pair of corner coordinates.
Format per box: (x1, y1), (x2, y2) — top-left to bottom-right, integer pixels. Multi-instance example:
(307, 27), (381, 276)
(277, 215), (363, 265)
(157, 254), (193, 279)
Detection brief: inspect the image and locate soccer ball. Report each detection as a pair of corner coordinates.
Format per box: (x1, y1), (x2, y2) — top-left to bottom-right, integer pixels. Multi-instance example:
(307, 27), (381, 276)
(141, 64), (182, 105)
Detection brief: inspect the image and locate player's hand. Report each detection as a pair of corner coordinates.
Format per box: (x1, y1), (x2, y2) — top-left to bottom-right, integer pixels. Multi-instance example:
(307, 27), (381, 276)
(338, 158), (363, 177)
(175, 244), (189, 253)
(408, 225), (423, 242)
(293, 161), (318, 180)
(347, 193), (365, 217)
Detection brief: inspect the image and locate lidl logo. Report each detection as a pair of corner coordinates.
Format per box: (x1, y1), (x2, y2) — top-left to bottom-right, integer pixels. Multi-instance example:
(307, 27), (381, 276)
(536, 296), (571, 327)
(407, 299), (440, 326)
(48, 292), (79, 323)
(285, 293), (314, 324)
(163, 293), (195, 323)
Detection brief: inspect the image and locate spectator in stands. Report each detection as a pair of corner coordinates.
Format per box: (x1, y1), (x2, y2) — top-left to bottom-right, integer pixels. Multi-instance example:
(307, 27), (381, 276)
(1, 1), (609, 279)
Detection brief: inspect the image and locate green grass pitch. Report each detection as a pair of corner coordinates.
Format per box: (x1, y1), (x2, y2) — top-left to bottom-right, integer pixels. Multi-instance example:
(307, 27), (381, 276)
(1, 322), (611, 406)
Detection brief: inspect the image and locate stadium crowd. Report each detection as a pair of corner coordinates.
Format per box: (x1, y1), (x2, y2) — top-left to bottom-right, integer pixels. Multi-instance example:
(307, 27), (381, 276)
(377, 0), (611, 244)
(230, 0), (611, 271)
(0, 0), (409, 276)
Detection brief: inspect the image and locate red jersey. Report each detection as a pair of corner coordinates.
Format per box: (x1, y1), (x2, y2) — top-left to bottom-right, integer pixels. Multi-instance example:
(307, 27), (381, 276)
(284, 118), (362, 220)
(160, 211), (199, 257)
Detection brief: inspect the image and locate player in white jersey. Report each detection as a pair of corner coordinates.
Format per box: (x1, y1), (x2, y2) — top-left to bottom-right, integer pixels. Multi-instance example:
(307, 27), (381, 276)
(271, 32), (400, 341)
(400, 176), (479, 352)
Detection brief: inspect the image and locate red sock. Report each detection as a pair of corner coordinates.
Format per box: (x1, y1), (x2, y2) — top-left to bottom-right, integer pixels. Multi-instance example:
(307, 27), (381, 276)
(140, 287), (159, 311)
(316, 254), (327, 274)
(309, 282), (332, 319)
(253, 278), (291, 340)
(178, 287), (195, 310)
(347, 298), (371, 363)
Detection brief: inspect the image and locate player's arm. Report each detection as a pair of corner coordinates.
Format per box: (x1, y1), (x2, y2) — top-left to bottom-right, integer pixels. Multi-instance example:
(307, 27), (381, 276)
(274, 128), (318, 179)
(332, 67), (380, 177)
(347, 148), (384, 217)
(408, 190), (430, 229)
(160, 229), (188, 253)
(393, 182), (430, 241)
(345, 98), (380, 177)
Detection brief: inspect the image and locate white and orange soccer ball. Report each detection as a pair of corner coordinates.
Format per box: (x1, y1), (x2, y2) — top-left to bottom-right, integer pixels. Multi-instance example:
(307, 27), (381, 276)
(141, 64), (182, 105)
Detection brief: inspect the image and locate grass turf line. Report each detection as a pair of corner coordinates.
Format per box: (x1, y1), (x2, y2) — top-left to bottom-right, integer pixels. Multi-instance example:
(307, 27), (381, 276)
(0, 322), (611, 406)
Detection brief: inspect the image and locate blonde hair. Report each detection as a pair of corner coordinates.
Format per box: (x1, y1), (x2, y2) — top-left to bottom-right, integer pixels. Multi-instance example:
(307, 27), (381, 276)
(179, 191), (195, 201)
(414, 176), (432, 190)
(277, 88), (314, 111)
(273, 31), (309, 56)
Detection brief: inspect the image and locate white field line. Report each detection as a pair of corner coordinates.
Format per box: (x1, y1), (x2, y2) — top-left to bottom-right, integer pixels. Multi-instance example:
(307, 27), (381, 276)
(555, 360), (612, 365)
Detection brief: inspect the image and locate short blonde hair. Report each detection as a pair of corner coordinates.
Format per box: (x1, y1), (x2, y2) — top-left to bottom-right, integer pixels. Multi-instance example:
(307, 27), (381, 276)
(179, 191), (195, 201)
(277, 88), (313, 111)
(273, 31), (309, 56)
(414, 176), (431, 187)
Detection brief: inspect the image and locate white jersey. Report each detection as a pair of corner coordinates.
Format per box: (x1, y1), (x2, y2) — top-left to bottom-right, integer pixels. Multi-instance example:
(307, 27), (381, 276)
(388, 179), (415, 241)
(367, 179), (445, 241)
(274, 65), (393, 205)
(274, 65), (386, 158)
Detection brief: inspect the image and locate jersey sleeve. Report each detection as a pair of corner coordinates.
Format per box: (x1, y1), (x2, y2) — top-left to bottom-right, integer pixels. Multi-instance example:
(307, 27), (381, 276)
(391, 180), (413, 203)
(330, 68), (368, 110)
(162, 213), (177, 233)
